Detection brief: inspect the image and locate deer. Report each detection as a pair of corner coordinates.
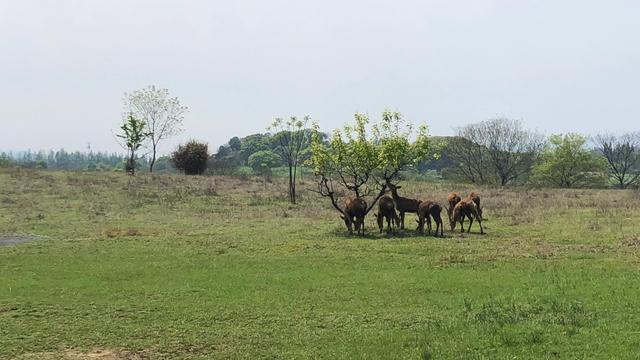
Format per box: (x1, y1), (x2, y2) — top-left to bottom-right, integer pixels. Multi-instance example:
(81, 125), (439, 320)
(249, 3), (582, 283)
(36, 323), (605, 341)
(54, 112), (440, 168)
(374, 195), (400, 234)
(466, 192), (483, 219)
(449, 197), (484, 234)
(445, 192), (461, 224)
(342, 197), (368, 236)
(416, 200), (444, 236)
(385, 183), (421, 230)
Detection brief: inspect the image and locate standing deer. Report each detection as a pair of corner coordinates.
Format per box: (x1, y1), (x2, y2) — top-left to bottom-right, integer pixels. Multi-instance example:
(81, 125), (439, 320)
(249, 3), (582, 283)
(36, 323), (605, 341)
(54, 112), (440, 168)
(416, 200), (444, 236)
(450, 198), (484, 234)
(342, 197), (368, 236)
(466, 192), (482, 219)
(385, 183), (421, 229)
(374, 195), (400, 234)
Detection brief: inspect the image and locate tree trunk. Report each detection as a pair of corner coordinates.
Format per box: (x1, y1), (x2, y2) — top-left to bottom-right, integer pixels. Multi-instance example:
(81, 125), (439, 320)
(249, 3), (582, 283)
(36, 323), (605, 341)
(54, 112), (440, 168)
(288, 164), (295, 204)
(149, 143), (157, 173)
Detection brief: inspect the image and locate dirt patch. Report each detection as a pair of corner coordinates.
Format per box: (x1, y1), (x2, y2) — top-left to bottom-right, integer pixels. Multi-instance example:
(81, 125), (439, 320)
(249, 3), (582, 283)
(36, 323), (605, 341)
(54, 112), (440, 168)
(0, 234), (42, 247)
(14, 348), (151, 360)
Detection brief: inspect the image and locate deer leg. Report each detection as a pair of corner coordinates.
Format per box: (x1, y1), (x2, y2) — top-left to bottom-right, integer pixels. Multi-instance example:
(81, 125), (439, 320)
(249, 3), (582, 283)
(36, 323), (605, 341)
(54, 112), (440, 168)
(477, 216), (484, 234)
(427, 215), (432, 235)
(400, 212), (405, 229)
(467, 216), (473, 233)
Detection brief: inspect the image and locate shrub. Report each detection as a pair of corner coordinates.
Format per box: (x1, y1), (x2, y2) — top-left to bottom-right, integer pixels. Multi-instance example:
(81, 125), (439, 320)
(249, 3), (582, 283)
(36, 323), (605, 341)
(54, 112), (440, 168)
(171, 140), (209, 175)
(248, 150), (281, 176)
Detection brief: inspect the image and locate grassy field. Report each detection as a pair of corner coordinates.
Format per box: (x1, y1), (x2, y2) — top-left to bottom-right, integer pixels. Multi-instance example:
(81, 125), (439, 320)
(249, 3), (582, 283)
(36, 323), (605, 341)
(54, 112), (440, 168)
(2, 169), (640, 359)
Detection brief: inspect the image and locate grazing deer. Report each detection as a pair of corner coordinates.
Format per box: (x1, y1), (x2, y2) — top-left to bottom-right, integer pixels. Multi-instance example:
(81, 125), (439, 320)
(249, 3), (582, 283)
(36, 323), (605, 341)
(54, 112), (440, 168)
(342, 197), (368, 236)
(386, 183), (421, 229)
(374, 195), (400, 234)
(450, 198), (484, 234)
(416, 200), (444, 236)
(445, 192), (461, 223)
(466, 192), (483, 219)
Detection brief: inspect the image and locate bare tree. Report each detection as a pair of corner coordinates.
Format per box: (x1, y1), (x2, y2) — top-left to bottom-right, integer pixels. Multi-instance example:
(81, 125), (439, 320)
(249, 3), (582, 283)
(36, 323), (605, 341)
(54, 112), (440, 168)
(594, 133), (640, 188)
(269, 116), (310, 204)
(446, 135), (492, 184)
(124, 86), (188, 172)
(453, 118), (545, 186)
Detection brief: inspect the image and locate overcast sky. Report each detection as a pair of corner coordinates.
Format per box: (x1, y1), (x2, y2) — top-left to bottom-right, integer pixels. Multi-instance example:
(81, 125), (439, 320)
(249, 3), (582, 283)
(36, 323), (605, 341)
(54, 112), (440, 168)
(1, 0), (639, 154)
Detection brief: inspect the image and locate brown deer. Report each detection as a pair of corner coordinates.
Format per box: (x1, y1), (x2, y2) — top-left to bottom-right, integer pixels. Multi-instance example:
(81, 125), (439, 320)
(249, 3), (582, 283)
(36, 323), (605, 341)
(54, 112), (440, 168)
(445, 192), (461, 223)
(450, 198), (484, 234)
(342, 197), (368, 236)
(374, 195), (400, 234)
(416, 200), (444, 236)
(466, 192), (483, 219)
(385, 183), (421, 229)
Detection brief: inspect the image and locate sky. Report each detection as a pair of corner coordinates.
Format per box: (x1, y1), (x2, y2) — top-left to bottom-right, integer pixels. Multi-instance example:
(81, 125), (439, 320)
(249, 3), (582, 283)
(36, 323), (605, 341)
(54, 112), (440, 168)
(1, 0), (639, 154)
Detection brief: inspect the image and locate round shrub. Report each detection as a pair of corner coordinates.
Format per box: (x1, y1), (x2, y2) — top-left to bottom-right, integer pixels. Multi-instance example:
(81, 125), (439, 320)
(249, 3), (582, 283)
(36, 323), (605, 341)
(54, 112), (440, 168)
(171, 140), (209, 175)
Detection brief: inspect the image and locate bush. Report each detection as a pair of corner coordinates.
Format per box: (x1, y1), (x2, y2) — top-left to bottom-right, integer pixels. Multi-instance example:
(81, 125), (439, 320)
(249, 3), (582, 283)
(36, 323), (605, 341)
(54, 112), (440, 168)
(171, 140), (209, 175)
(248, 150), (281, 176)
(234, 166), (254, 180)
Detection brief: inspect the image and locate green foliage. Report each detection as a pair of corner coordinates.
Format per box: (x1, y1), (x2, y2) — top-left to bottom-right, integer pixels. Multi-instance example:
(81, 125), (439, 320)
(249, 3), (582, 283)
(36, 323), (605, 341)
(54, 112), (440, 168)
(116, 114), (150, 175)
(310, 110), (431, 201)
(533, 134), (607, 188)
(248, 150), (281, 175)
(171, 140), (209, 175)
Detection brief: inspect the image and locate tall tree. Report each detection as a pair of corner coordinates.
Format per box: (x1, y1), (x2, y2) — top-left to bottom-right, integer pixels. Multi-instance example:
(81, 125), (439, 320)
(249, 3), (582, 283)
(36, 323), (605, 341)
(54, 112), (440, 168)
(123, 85), (187, 172)
(269, 116), (310, 204)
(453, 118), (545, 186)
(594, 133), (640, 188)
(116, 114), (150, 175)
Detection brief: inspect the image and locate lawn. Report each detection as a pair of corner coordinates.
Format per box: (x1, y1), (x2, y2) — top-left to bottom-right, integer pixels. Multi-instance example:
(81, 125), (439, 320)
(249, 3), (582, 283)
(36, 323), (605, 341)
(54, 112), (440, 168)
(1, 169), (640, 359)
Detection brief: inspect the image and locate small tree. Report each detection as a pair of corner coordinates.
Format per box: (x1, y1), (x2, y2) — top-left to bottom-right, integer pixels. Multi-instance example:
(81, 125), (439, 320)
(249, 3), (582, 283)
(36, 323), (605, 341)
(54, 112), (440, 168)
(269, 116), (310, 204)
(248, 150), (281, 177)
(124, 85), (188, 172)
(171, 140), (209, 175)
(533, 134), (606, 188)
(594, 133), (640, 188)
(309, 110), (430, 231)
(116, 114), (149, 175)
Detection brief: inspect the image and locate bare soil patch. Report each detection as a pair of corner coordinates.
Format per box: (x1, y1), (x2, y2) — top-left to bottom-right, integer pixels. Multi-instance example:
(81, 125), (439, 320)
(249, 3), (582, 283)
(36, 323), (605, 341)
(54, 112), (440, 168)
(0, 234), (41, 246)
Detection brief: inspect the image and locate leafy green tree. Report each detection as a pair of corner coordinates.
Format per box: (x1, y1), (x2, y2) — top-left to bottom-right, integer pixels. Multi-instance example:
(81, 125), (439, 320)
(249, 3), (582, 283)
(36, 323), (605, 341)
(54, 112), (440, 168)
(269, 116), (310, 204)
(309, 110), (430, 227)
(229, 136), (242, 151)
(533, 134), (607, 188)
(240, 134), (272, 164)
(248, 150), (281, 176)
(116, 114), (150, 175)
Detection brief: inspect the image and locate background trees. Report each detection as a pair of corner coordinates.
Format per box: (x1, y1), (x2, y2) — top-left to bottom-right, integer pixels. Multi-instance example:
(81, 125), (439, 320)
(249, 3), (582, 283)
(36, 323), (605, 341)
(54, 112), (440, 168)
(533, 134), (606, 188)
(594, 133), (640, 188)
(124, 86), (188, 173)
(448, 118), (545, 186)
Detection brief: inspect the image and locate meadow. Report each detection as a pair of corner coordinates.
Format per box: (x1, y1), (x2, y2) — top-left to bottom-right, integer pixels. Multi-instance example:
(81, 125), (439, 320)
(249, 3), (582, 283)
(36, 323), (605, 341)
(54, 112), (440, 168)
(2, 168), (640, 359)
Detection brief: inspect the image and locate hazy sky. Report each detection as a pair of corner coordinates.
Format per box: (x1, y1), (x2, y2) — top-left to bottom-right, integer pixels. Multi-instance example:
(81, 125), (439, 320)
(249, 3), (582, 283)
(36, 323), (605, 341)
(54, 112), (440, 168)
(1, 0), (639, 154)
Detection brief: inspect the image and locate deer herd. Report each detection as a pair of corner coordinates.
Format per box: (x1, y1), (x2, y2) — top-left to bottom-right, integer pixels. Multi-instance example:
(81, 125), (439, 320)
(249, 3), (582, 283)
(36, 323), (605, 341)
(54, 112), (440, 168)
(341, 184), (484, 236)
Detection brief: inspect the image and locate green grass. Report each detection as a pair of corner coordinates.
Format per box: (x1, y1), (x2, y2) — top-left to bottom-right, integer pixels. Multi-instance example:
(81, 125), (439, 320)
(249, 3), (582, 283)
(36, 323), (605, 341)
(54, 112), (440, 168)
(1, 169), (640, 359)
